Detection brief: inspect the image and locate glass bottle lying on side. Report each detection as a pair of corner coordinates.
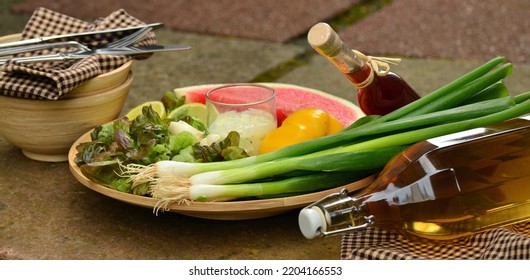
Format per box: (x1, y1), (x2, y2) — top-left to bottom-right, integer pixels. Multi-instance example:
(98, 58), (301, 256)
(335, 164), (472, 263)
(299, 116), (530, 241)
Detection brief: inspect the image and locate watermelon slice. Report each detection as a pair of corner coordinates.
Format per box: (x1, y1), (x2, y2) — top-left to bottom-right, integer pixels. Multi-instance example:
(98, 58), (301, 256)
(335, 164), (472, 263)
(174, 83), (363, 127)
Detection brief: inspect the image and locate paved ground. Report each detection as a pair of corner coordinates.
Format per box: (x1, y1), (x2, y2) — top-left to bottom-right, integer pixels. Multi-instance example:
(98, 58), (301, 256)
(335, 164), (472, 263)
(10, 0), (530, 63)
(1, 0), (530, 260)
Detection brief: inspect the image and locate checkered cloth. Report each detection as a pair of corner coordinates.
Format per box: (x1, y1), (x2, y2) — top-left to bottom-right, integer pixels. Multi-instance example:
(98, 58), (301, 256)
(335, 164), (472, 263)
(341, 221), (530, 259)
(0, 7), (157, 100)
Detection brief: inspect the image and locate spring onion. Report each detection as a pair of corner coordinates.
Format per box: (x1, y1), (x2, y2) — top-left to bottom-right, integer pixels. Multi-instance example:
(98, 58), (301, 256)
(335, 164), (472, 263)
(402, 62), (512, 118)
(459, 82), (509, 105)
(125, 59), (512, 184)
(127, 88), (515, 188)
(131, 94), (530, 204)
(153, 171), (373, 208)
(150, 147), (406, 211)
(123, 58), (530, 205)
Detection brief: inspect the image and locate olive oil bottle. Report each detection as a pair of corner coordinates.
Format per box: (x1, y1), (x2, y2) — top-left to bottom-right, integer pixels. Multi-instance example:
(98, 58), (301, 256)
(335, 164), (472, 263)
(299, 116), (530, 241)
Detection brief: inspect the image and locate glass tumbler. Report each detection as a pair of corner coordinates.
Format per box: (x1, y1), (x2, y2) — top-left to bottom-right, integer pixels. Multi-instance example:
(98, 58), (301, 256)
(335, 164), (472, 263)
(205, 83), (277, 155)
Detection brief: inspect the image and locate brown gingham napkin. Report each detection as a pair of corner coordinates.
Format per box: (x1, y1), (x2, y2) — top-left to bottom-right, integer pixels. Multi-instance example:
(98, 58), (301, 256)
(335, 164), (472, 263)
(0, 7), (157, 100)
(341, 221), (530, 259)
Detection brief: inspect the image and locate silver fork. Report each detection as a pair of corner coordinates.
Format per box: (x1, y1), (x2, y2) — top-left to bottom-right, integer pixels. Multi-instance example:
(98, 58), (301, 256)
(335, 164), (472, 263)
(0, 26), (151, 61)
(102, 26), (152, 48)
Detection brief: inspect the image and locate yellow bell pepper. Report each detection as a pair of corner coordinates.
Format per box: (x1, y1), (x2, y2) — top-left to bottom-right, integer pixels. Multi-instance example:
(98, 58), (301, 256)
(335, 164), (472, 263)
(258, 108), (343, 154)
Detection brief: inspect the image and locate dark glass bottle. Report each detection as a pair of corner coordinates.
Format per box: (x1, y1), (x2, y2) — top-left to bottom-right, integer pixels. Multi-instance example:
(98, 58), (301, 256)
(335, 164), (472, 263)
(299, 116), (530, 241)
(307, 23), (421, 116)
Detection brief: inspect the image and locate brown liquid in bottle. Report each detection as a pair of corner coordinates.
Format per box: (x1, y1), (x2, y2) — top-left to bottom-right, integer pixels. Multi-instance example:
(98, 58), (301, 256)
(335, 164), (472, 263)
(307, 23), (421, 116)
(359, 118), (530, 241)
(345, 64), (420, 115)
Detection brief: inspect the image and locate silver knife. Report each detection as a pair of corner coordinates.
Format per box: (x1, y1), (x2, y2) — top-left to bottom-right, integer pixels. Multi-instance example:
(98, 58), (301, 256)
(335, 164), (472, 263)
(0, 23), (163, 49)
(0, 45), (191, 64)
(96, 45), (192, 55)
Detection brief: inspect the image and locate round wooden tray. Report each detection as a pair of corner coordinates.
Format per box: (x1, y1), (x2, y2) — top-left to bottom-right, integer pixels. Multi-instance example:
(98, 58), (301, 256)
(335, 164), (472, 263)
(68, 130), (374, 220)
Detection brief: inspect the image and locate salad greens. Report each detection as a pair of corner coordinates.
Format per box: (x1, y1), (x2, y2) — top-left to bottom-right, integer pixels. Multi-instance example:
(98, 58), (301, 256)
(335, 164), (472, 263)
(161, 90), (185, 115)
(75, 104), (249, 195)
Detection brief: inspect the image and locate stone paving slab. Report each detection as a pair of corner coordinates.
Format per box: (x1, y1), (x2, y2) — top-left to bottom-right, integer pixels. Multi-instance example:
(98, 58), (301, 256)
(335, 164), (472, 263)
(5, 131), (334, 259)
(0, 139), (342, 260)
(339, 0), (530, 63)
(10, 0), (530, 63)
(10, 0), (360, 42)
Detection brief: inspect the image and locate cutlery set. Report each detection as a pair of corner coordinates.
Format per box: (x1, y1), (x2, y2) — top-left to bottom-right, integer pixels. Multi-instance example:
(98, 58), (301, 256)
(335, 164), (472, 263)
(0, 23), (190, 65)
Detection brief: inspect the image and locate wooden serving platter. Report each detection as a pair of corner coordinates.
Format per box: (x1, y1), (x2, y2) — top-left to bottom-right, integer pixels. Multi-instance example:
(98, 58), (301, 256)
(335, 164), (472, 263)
(68, 130), (374, 220)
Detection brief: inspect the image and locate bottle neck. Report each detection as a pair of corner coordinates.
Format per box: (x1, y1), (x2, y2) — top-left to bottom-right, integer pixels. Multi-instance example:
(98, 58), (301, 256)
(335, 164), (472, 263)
(321, 43), (365, 74)
(298, 189), (375, 239)
(307, 23), (373, 88)
(317, 44), (375, 89)
(321, 191), (374, 237)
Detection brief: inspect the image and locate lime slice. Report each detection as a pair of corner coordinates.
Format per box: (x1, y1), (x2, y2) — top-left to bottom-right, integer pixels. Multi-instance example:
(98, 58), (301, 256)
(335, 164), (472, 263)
(168, 102), (207, 123)
(125, 101), (166, 120)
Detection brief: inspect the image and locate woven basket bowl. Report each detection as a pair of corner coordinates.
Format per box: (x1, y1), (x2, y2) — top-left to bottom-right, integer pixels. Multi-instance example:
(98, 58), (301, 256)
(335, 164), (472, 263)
(0, 73), (133, 162)
(0, 33), (134, 162)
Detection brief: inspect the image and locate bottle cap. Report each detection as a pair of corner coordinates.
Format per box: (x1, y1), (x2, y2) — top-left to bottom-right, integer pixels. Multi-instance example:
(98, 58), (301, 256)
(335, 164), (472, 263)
(307, 23), (342, 56)
(298, 206), (327, 239)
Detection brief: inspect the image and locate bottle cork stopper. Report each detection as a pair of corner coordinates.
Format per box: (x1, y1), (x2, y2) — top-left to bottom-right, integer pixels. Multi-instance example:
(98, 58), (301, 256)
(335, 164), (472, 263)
(307, 22), (342, 56)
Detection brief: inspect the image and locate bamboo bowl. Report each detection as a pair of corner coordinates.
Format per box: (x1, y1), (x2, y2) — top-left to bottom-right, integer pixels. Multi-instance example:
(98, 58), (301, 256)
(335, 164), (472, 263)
(65, 60), (132, 98)
(0, 33), (134, 162)
(0, 73), (133, 162)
